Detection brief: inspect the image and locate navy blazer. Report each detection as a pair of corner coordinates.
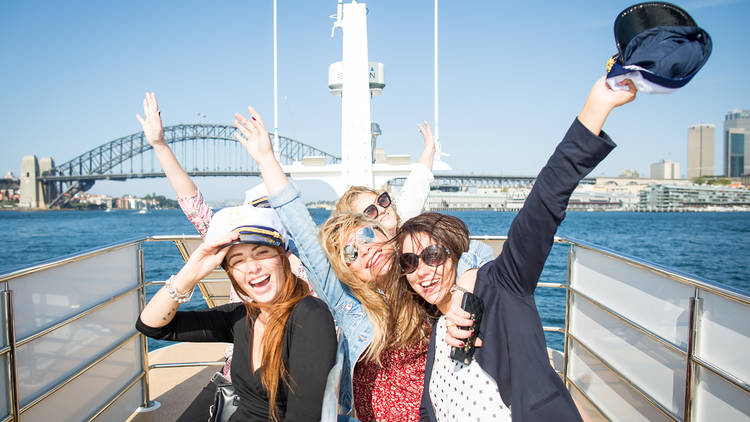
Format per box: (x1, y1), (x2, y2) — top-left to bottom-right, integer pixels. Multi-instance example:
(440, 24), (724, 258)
(420, 118), (615, 422)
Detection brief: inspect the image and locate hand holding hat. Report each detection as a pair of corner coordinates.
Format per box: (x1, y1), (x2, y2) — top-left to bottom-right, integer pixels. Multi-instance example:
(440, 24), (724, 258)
(606, 2), (712, 94)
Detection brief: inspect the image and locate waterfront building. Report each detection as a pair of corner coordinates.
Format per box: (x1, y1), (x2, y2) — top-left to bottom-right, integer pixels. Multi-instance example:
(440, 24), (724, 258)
(639, 184), (750, 210)
(619, 169), (640, 178)
(650, 159), (680, 179)
(687, 124), (714, 178)
(723, 109), (750, 177)
(424, 187), (529, 211)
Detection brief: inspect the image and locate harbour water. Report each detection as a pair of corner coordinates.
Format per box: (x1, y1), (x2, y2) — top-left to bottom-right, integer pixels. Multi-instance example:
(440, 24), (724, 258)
(1, 208), (748, 351)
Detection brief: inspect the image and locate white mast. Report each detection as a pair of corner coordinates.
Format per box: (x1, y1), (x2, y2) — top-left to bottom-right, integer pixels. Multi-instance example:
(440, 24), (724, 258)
(337, 0), (374, 188)
(273, 0), (280, 159)
(434, 0), (440, 159)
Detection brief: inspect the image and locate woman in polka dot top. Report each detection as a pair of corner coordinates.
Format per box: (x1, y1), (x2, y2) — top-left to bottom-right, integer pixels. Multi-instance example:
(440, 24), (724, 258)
(393, 77), (637, 421)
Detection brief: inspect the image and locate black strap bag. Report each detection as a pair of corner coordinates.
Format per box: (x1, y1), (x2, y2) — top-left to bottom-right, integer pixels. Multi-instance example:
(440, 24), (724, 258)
(208, 372), (239, 422)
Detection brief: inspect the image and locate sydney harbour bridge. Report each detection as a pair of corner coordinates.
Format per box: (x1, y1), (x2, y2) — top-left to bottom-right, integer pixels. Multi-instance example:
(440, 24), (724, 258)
(11, 122), (552, 209)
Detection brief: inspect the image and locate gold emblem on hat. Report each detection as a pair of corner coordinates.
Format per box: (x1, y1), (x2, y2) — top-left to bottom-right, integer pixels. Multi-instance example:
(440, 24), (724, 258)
(606, 55), (618, 73)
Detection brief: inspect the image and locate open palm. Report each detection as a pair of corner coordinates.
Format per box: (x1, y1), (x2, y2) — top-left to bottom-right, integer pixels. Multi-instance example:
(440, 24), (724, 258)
(234, 106), (274, 163)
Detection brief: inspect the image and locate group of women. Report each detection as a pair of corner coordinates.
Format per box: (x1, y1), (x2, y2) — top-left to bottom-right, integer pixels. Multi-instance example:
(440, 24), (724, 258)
(136, 75), (637, 421)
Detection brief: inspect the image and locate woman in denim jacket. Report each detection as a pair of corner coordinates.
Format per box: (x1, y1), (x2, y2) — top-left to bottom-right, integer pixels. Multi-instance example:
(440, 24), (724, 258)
(232, 109), (493, 421)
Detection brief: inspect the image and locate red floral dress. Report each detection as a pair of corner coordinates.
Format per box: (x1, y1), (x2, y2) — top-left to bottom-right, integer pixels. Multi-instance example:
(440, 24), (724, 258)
(353, 341), (428, 422)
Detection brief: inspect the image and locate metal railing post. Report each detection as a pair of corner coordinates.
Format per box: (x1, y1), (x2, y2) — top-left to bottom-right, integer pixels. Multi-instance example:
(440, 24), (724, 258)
(562, 245), (574, 387)
(684, 293), (701, 422)
(136, 243), (159, 412)
(3, 290), (20, 422)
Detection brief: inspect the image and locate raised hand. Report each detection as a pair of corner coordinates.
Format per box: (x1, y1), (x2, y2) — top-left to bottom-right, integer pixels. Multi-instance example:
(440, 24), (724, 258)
(578, 76), (637, 135)
(592, 76), (637, 109)
(179, 231), (238, 284)
(418, 121), (436, 151)
(234, 106), (275, 164)
(136, 92), (166, 147)
(416, 120), (437, 171)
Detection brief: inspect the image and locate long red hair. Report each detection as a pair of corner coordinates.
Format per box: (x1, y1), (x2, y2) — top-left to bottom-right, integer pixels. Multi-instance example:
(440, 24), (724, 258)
(225, 246), (309, 422)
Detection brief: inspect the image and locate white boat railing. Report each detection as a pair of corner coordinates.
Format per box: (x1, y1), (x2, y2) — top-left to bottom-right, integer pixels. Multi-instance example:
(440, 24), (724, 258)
(561, 237), (750, 422)
(0, 235), (747, 421)
(0, 239), (149, 422)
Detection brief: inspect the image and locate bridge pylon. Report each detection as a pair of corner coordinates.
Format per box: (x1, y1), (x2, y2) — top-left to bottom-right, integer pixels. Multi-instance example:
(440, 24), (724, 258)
(19, 155), (58, 209)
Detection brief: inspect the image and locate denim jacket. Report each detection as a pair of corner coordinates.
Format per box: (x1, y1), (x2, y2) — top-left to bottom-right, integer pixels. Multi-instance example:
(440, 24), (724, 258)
(269, 183), (365, 419)
(269, 183), (496, 420)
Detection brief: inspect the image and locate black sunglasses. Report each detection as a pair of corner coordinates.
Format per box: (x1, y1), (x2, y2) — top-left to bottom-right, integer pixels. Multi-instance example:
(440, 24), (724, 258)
(363, 192), (392, 219)
(399, 245), (450, 274)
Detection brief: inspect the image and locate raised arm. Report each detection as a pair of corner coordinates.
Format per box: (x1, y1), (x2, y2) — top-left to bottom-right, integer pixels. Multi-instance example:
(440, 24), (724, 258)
(136, 92), (198, 198)
(234, 108), (347, 309)
(417, 121), (437, 171)
(233, 107), (288, 195)
(479, 77), (636, 296)
(394, 121), (437, 221)
(138, 231), (237, 328)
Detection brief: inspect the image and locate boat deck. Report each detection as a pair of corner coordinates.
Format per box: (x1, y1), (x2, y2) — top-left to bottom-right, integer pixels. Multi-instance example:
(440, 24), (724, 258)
(126, 342), (587, 421)
(127, 342), (227, 422)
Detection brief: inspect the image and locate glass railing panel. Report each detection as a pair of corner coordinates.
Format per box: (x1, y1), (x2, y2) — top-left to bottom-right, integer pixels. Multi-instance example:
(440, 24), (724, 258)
(569, 292), (686, 419)
(569, 245), (693, 350)
(695, 290), (750, 386)
(178, 237), (204, 256)
(92, 381), (143, 422)
(568, 339), (673, 422)
(16, 292), (140, 406)
(0, 281), (8, 347)
(568, 382), (608, 422)
(7, 244), (139, 340)
(0, 354), (8, 420)
(19, 336), (141, 421)
(691, 365), (750, 422)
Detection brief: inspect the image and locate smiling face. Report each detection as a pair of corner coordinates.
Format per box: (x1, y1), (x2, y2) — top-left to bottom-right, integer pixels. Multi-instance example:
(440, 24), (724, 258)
(401, 231), (456, 313)
(351, 192), (398, 235)
(224, 243), (285, 305)
(343, 224), (394, 283)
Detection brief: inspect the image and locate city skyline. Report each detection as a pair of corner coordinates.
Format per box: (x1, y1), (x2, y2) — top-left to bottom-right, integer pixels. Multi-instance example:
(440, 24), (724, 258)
(724, 109), (750, 178)
(2, 1), (749, 201)
(687, 123), (715, 179)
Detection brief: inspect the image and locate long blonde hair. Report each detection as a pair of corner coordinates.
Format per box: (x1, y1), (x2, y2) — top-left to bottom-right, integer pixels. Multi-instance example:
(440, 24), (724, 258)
(336, 186), (401, 228)
(225, 246), (310, 422)
(318, 212), (393, 362)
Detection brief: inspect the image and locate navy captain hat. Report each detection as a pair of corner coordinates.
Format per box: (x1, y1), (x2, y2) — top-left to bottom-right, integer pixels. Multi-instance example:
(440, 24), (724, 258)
(606, 2), (712, 94)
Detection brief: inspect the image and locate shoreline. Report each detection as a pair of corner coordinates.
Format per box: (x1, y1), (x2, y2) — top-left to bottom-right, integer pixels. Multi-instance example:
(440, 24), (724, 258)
(3, 206), (749, 213)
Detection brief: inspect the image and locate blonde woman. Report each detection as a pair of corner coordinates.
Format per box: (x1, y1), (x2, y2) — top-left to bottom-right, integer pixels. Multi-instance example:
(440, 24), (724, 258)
(232, 109), (492, 421)
(336, 121), (436, 236)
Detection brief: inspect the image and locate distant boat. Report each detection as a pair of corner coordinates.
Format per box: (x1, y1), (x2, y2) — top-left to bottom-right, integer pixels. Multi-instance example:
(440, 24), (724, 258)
(104, 208), (112, 213)
(137, 208), (148, 214)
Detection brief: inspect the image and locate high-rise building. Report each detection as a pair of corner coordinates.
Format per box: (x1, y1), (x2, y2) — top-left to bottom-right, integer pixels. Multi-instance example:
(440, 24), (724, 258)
(687, 124), (714, 179)
(650, 160), (680, 179)
(723, 109), (750, 177)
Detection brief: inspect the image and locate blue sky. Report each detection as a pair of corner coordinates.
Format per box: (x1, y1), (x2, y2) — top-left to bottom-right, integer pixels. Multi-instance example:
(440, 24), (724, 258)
(1, 0), (748, 201)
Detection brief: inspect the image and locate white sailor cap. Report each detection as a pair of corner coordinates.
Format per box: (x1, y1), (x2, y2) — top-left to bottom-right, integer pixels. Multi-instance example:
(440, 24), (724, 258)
(244, 183), (271, 208)
(205, 204), (290, 250)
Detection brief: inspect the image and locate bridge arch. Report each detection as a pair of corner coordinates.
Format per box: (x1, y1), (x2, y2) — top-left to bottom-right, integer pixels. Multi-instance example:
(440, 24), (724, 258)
(42, 124), (340, 207)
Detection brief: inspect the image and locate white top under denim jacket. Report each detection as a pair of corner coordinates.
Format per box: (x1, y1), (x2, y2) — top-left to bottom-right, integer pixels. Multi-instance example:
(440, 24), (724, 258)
(394, 163), (434, 222)
(268, 181), (494, 420)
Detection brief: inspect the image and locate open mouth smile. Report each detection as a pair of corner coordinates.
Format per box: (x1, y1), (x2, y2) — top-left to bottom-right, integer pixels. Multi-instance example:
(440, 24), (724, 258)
(367, 250), (382, 269)
(420, 278), (440, 290)
(250, 274), (271, 289)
